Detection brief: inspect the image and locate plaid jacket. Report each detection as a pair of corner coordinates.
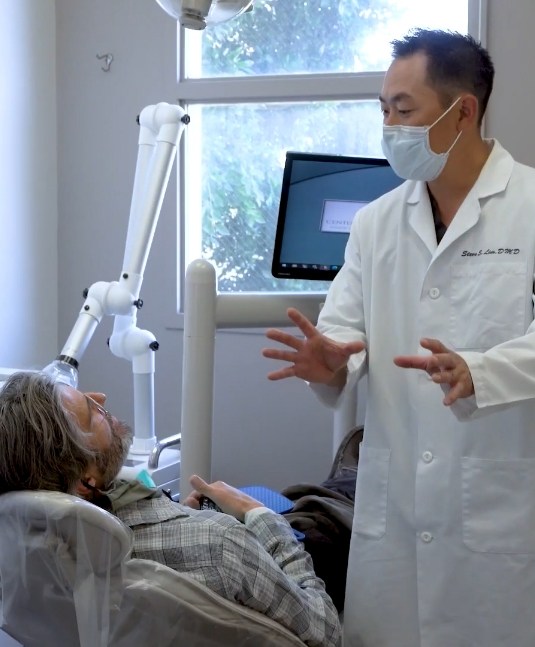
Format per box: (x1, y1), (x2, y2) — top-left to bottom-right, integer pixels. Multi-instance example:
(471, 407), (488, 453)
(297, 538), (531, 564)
(105, 481), (341, 647)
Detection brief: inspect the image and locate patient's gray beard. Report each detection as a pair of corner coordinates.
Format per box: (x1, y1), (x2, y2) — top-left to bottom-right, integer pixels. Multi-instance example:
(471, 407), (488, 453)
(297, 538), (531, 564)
(96, 419), (133, 488)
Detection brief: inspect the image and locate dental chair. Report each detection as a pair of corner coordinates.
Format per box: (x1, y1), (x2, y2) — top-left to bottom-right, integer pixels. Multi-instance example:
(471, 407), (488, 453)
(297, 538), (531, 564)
(0, 491), (307, 647)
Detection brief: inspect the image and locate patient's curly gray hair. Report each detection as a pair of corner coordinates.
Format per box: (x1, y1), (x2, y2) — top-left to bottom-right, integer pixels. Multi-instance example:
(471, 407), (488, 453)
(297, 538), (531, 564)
(0, 371), (95, 494)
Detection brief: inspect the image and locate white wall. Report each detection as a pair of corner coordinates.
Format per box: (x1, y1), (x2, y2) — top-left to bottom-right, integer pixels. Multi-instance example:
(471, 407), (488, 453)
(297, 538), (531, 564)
(53, 0), (535, 490)
(0, 0), (57, 368)
(484, 0), (535, 167)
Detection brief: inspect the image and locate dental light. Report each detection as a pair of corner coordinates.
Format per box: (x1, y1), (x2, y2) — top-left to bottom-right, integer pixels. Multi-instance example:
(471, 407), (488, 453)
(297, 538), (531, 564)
(155, 0), (253, 30)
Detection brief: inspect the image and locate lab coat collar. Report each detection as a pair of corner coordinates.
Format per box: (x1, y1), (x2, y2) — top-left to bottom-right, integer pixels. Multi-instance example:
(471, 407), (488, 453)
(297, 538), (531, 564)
(406, 182), (438, 254)
(474, 139), (514, 198)
(406, 139), (513, 257)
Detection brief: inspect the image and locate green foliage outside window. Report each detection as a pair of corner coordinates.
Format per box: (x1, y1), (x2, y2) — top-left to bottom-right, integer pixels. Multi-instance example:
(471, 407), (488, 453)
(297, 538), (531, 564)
(203, 0), (403, 76)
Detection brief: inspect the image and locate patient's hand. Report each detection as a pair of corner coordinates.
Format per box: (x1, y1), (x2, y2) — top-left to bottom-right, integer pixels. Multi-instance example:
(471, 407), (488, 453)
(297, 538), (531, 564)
(184, 475), (263, 522)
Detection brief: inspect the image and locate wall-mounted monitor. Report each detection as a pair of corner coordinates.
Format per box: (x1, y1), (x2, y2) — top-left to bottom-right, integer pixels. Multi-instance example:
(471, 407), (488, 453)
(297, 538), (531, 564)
(272, 152), (404, 281)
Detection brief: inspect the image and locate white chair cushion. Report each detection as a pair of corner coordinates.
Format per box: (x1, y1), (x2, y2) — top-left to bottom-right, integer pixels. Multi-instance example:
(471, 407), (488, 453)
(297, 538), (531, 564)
(0, 490), (306, 647)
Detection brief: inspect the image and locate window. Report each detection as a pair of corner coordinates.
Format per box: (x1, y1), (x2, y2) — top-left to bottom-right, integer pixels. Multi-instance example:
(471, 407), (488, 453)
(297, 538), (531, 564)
(177, 0), (486, 296)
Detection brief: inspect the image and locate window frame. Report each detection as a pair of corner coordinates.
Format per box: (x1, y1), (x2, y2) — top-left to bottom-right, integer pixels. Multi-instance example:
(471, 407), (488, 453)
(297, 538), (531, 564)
(172, 0), (488, 315)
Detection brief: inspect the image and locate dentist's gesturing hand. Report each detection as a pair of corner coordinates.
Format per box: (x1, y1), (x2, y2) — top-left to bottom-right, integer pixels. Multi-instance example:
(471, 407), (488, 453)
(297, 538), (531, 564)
(262, 307), (365, 385)
(394, 337), (474, 405)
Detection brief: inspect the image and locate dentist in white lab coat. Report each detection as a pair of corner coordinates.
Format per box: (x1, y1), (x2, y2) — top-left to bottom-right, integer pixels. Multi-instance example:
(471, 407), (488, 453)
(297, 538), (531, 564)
(263, 28), (535, 647)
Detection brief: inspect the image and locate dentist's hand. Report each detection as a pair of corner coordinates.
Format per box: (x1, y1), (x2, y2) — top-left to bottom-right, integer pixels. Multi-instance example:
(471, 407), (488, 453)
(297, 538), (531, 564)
(183, 475), (263, 522)
(394, 338), (474, 406)
(262, 307), (365, 385)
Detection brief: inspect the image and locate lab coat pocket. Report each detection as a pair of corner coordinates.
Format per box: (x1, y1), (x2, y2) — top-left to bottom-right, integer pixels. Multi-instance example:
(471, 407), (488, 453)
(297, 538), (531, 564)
(462, 456), (535, 554)
(450, 262), (526, 350)
(353, 446), (390, 539)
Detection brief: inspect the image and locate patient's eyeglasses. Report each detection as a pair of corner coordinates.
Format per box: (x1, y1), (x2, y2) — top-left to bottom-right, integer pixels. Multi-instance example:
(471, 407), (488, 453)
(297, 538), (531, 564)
(85, 395), (113, 429)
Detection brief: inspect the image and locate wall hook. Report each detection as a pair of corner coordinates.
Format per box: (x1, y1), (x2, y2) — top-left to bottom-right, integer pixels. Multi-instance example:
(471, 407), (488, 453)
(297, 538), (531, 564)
(96, 53), (114, 72)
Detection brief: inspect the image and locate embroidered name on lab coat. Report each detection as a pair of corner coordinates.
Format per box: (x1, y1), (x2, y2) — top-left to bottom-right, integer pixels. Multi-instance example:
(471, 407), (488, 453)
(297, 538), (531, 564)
(461, 248), (520, 257)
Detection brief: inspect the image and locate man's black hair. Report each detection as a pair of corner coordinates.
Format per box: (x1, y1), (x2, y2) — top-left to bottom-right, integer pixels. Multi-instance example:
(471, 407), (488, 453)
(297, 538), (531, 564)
(391, 29), (494, 125)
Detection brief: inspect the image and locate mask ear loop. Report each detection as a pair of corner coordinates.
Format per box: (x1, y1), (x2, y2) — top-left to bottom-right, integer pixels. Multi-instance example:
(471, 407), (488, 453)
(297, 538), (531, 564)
(444, 129), (463, 154)
(81, 479), (100, 493)
(427, 96), (464, 155)
(427, 95), (463, 130)
(80, 479), (113, 509)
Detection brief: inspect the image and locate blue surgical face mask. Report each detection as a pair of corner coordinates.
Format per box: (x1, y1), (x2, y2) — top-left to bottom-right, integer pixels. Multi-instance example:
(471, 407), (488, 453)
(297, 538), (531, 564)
(381, 97), (463, 181)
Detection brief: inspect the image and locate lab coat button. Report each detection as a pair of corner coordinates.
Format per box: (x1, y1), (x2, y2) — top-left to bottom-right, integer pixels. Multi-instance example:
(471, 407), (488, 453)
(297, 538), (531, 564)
(429, 287), (440, 299)
(420, 531), (433, 543)
(422, 451), (433, 463)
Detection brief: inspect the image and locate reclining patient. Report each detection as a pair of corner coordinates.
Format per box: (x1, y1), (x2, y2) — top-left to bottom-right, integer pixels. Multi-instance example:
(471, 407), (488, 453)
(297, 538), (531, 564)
(0, 372), (341, 647)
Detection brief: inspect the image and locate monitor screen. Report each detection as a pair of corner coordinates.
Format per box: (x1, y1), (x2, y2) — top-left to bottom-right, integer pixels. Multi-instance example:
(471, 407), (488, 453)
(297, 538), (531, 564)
(272, 152), (404, 281)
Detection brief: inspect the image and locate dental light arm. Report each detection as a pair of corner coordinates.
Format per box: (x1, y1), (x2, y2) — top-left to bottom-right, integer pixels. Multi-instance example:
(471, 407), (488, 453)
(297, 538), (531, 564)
(44, 0), (254, 473)
(45, 103), (189, 452)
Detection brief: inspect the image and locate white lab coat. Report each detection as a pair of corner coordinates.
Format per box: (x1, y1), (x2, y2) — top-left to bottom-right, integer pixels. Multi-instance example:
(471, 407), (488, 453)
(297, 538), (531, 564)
(315, 140), (535, 647)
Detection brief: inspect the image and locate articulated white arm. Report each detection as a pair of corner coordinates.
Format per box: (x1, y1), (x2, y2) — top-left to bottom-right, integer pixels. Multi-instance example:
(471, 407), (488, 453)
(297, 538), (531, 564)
(45, 103), (189, 454)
